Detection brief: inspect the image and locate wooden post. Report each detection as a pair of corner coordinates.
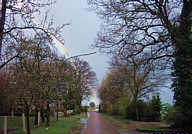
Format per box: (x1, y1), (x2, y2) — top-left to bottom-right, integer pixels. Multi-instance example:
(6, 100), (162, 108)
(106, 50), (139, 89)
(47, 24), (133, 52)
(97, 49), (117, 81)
(56, 102), (59, 121)
(22, 113), (26, 132)
(38, 112), (41, 126)
(11, 109), (14, 118)
(3, 116), (7, 134)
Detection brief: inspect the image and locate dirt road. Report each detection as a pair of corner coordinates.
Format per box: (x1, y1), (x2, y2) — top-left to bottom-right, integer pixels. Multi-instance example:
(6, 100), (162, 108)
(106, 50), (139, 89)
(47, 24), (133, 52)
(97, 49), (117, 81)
(81, 112), (120, 134)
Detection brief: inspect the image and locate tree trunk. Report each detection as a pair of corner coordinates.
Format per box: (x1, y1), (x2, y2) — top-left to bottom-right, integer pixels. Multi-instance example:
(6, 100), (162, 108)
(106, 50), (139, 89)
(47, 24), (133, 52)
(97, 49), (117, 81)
(38, 111), (41, 126)
(0, 0), (7, 58)
(25, 103), (31, 134)
(3, 116), (7, 134)
(46, 104), (50, 126)
(22, 113), (26, 132)
(56, 102), (59, 121)
(134, 100), (139, 121)
(40, 107), (45, 123)
(34, 107), (38, 126)
(11, 109), (14, 118)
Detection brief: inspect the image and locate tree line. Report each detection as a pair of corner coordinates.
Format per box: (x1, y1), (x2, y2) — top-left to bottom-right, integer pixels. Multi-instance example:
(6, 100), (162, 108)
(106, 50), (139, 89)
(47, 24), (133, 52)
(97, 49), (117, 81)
(0, 36), (97, 133)
(0, 1), (97, 134)
(98, 55), (162, 121)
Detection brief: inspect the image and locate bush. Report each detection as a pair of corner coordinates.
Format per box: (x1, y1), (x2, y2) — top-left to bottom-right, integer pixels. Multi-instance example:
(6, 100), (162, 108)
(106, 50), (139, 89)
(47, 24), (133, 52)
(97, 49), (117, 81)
(126, 100), (148, 120)
(126, 98), (162, 121)
(126, 102), (136, 120)
(118, 96), (129, 118)
(81, 106), (88, 113)
(111, 103), (119, 115)
(73, 105), (81, 114)
(106, 103), (113, 115)
(150, 95), (162, 121)
(164, 106), (187, 128)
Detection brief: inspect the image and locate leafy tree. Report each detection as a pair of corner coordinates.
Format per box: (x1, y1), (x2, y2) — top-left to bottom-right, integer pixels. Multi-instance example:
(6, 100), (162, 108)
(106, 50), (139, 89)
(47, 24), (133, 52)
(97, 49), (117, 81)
(98, 69), (126, 115)
(150, 94), (162, 121)
(113, 55), (163, 120)
(126, 100), (149, 120)
(6, 37), (58, 130)
(73, 58), (97, 110)
(98, 54), (164, 119)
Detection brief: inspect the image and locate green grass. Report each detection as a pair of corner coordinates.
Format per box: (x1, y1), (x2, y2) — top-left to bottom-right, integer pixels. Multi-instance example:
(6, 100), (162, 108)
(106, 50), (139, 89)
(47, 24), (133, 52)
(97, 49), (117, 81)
(0, 116), (82, 134)
(0, 116), (33, 130)
(137, 126), (192, 133)
(102, 114), (132, 124)
(137, 126), (171, 131)
(31, 120), (81, 134)
(70, 114), (88, 119)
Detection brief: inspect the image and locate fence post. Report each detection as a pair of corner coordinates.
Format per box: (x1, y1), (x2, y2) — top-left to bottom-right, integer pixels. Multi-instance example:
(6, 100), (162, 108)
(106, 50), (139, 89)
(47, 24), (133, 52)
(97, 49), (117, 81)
(11, 109), (14, 118)
(38, 112), (41, 126)
(22, 113), (26, 132)
(3, 116), (7, 134)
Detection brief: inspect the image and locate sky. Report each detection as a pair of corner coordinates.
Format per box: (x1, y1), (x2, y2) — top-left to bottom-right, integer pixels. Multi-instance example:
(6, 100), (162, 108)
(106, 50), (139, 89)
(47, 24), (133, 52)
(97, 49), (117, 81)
(46, 0), (173, 105)
(50, 0), (109, 83)
(49, 0), (109, 105)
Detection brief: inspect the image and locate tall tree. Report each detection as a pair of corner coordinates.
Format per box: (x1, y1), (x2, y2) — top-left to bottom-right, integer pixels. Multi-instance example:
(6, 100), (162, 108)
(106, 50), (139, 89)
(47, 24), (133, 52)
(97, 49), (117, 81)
(88, 0), (192, 127)
(114, 55), (162, 120)
(74, 58), (97, 102)
(98, 68), (128, 114)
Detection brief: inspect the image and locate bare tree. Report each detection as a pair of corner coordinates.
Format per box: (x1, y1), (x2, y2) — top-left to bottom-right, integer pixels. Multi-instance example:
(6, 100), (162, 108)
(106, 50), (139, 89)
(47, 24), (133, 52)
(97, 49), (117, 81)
(88, 0), (179, 63)
(111, 54), (164, 120)
(88, 0), (192, 127)
(73, 58), (98, 100)
(88, 0), (192, 68)
(0, 0), (66, 69)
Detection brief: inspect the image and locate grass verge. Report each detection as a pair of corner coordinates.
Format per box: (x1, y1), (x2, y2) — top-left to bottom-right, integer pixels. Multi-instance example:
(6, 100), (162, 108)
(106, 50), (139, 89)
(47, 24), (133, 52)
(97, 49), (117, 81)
(0, 116), (82, 134)
(70, 114), (88, 119)
(137, 126), (172, 131)
(102, 113), (132, 124)
(100, 113), (167, 131)
(137, 126), (192, 133)
(0, 116), (33, 130)
(31, 120), (81, 134)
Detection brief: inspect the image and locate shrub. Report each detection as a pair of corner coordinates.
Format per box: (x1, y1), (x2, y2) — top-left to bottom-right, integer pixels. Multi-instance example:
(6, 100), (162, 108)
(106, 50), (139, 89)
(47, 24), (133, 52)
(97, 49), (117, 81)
(164, 106), (187, 128)
(111, 103), (119, 115)
(126, 98), (162, 122)
(74, 105), (81, 114)
(126, 100), (148, 120)
(118, 96), (129, 118)
(126, 102), (136, 120)
(150, 95), (162, 121)
(81, 106), (88, 113)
